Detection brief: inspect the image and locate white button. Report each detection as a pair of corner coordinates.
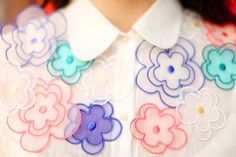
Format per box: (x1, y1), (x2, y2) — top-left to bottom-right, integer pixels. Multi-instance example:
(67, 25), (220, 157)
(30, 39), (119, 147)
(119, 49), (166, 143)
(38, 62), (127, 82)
(121, 114), (128, 122)
(121, 36), (129, 43)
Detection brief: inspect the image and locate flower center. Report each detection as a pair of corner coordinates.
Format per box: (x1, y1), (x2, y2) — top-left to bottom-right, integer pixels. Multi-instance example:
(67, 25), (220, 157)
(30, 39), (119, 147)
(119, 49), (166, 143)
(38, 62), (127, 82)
(39, 106), (47, 114)
(192, 22), (199, 29)
(168, 65), (175, 74)
(196, 106), (205, 115)
(67, 56), (74, 64)
(99, 74), (109, 85)
(88, 121), (97, 131)
(31, 38), (37, 44)
(219, 63), (226, 71)
(9, 84), (19, 94)
(222, 32), (228, 37)
(153, 125), (160, 134)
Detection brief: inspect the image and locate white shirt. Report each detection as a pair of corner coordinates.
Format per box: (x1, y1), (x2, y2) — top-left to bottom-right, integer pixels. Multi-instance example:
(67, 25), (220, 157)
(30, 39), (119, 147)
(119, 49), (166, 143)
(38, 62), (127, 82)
(0, 0), (236, 157)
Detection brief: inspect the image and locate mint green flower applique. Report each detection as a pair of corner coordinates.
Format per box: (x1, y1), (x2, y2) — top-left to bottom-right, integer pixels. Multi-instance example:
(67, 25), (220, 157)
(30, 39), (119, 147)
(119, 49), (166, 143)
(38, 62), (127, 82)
(201, 43), (236, 90)
(47, 41), (94, 85)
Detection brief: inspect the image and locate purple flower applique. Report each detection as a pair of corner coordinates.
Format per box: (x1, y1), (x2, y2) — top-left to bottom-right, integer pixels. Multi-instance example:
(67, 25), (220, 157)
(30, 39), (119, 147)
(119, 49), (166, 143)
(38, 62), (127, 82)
(65, 102), (122, 155)
(136, 38), (205, 108)
(0, 5), (67, 67)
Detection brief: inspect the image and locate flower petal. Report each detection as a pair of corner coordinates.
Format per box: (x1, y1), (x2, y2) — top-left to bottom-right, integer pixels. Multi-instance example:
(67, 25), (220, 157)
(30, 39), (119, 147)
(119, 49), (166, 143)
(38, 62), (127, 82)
(81, 140), (105, 155)
(103, 119), (122, 141)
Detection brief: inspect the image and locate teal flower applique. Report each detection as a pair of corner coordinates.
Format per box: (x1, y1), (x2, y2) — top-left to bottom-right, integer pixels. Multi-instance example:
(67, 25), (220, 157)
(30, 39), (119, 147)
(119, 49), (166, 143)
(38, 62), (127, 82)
(47, 41), (94, 85)
(201, 43), (236, 90)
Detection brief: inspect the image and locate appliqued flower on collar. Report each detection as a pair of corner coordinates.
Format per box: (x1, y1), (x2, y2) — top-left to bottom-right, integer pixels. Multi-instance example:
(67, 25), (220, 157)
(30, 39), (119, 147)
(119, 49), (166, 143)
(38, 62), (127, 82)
(7, 79), (80, 152)
(47, 41), (94, 85)
(201, 43), (236, 90)
(177, 88), (225, 141)
(66, 101), (122, 155)
(130, 103), (187, 155)
(0, 63), (36, 115)
(204, 21), (236, 46)
(136, 38), (205, 107)
(0, 5), (67, 67)
(81, 55), (132, 103)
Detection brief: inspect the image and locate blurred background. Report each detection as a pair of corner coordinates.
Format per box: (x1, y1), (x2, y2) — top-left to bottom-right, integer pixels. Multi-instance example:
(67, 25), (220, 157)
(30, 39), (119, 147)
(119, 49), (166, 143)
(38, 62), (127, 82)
(0, 0), (34, 24)
(0, 0), (47, 24)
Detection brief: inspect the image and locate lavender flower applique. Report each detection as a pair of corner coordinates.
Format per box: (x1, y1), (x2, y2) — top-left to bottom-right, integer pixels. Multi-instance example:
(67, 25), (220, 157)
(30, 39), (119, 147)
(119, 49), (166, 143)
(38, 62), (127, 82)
(136, 38), (205, 107)
(65, 102), (122, 155)
(0, 5), (67, 67)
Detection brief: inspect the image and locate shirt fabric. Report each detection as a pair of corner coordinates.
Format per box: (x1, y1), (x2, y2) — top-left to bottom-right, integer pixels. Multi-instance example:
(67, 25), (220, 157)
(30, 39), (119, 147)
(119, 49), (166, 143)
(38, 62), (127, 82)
(0, 0), (236, 157)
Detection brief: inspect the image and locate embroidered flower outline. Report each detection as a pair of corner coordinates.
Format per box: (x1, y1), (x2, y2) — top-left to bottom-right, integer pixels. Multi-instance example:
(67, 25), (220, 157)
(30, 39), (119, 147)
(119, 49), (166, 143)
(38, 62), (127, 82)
(0, 5), (67, 67)
(130, 103), (187, 155)
(47, 41), (94, 85)
(81, 55), (132, 103)
(65, 102), (122, 155)
(136, 38), (205, 107)
(0, 62), (36, 115)
(201, 43), (236, 90)
(177, 87), (225, 141)
(7, 79), (80, 152)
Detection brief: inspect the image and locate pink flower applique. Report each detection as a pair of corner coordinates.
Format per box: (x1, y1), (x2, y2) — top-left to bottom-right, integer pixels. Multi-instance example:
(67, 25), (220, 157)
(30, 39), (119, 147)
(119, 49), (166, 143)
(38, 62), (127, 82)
(7, 78), (81, 152)
(0, 63), (36, 115)
(204, 21), (236, 46)
(130, 103), (187, 155)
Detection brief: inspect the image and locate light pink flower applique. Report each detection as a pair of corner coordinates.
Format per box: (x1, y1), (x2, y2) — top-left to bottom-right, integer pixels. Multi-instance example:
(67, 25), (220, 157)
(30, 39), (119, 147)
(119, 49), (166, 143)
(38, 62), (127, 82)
(130, 103), (187, 155)
(7, 78), (81, 152)
(204, 21), (236, 46)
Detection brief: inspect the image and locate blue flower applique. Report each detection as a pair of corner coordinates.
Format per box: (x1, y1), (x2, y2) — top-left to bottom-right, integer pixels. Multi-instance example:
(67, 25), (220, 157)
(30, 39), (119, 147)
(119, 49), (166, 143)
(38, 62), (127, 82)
(136, 38), (205, 108)
(65, 102), (122, 155)
(47, 41), (94, 85)
(0, 5), (67, 67)
(201, 43), (236, 90)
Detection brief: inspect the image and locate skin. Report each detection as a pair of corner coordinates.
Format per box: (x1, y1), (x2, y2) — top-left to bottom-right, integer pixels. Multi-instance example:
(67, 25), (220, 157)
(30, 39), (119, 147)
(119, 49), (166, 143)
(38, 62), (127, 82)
(91, 0), (156, 32)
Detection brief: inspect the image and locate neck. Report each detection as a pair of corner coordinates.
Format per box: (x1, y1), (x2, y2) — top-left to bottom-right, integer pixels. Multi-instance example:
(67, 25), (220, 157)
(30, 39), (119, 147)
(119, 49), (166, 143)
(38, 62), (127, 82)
(91, 0), (155, 32)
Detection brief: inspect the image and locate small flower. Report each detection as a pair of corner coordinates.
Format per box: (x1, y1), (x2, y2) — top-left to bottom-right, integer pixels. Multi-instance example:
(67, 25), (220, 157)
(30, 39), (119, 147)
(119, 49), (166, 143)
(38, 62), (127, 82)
(81, 55), (131, 103)
(177, 88), (225, 140)
(136, 38), (204, 107)
(204, 21), (236, 46)
(130, 103), (187, 155)
(66, 102), (122, 155)
(0, 5), (67, 66)
(0, 63), (36, 114)
(7, 79), (80, 152)
(154, 52), (190, 89)
(47, 41), (94, 85)
(201, 43), (236, 90)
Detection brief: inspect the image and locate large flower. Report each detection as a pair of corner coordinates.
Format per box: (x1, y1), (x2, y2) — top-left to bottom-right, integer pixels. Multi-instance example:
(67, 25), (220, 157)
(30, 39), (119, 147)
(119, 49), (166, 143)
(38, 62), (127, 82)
(7, 79), (80, 152)
(136, 38), (204, 107)
(65, 102), (122, 155)
(177, 88), (225, 140)
(201, 43), (236, 90)
(47, 41), (94, 85)
(0, 62), (36, 115)
(130, 103), (187, 155)
(204, 21), (236, 46)
(81, 55), (132, 103)
(0, 5), (67, 66)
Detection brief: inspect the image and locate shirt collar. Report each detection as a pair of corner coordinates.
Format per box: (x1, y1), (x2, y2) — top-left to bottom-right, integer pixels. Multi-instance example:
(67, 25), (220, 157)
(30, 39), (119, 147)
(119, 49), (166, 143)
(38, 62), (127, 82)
(62, 0), (183, 61)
